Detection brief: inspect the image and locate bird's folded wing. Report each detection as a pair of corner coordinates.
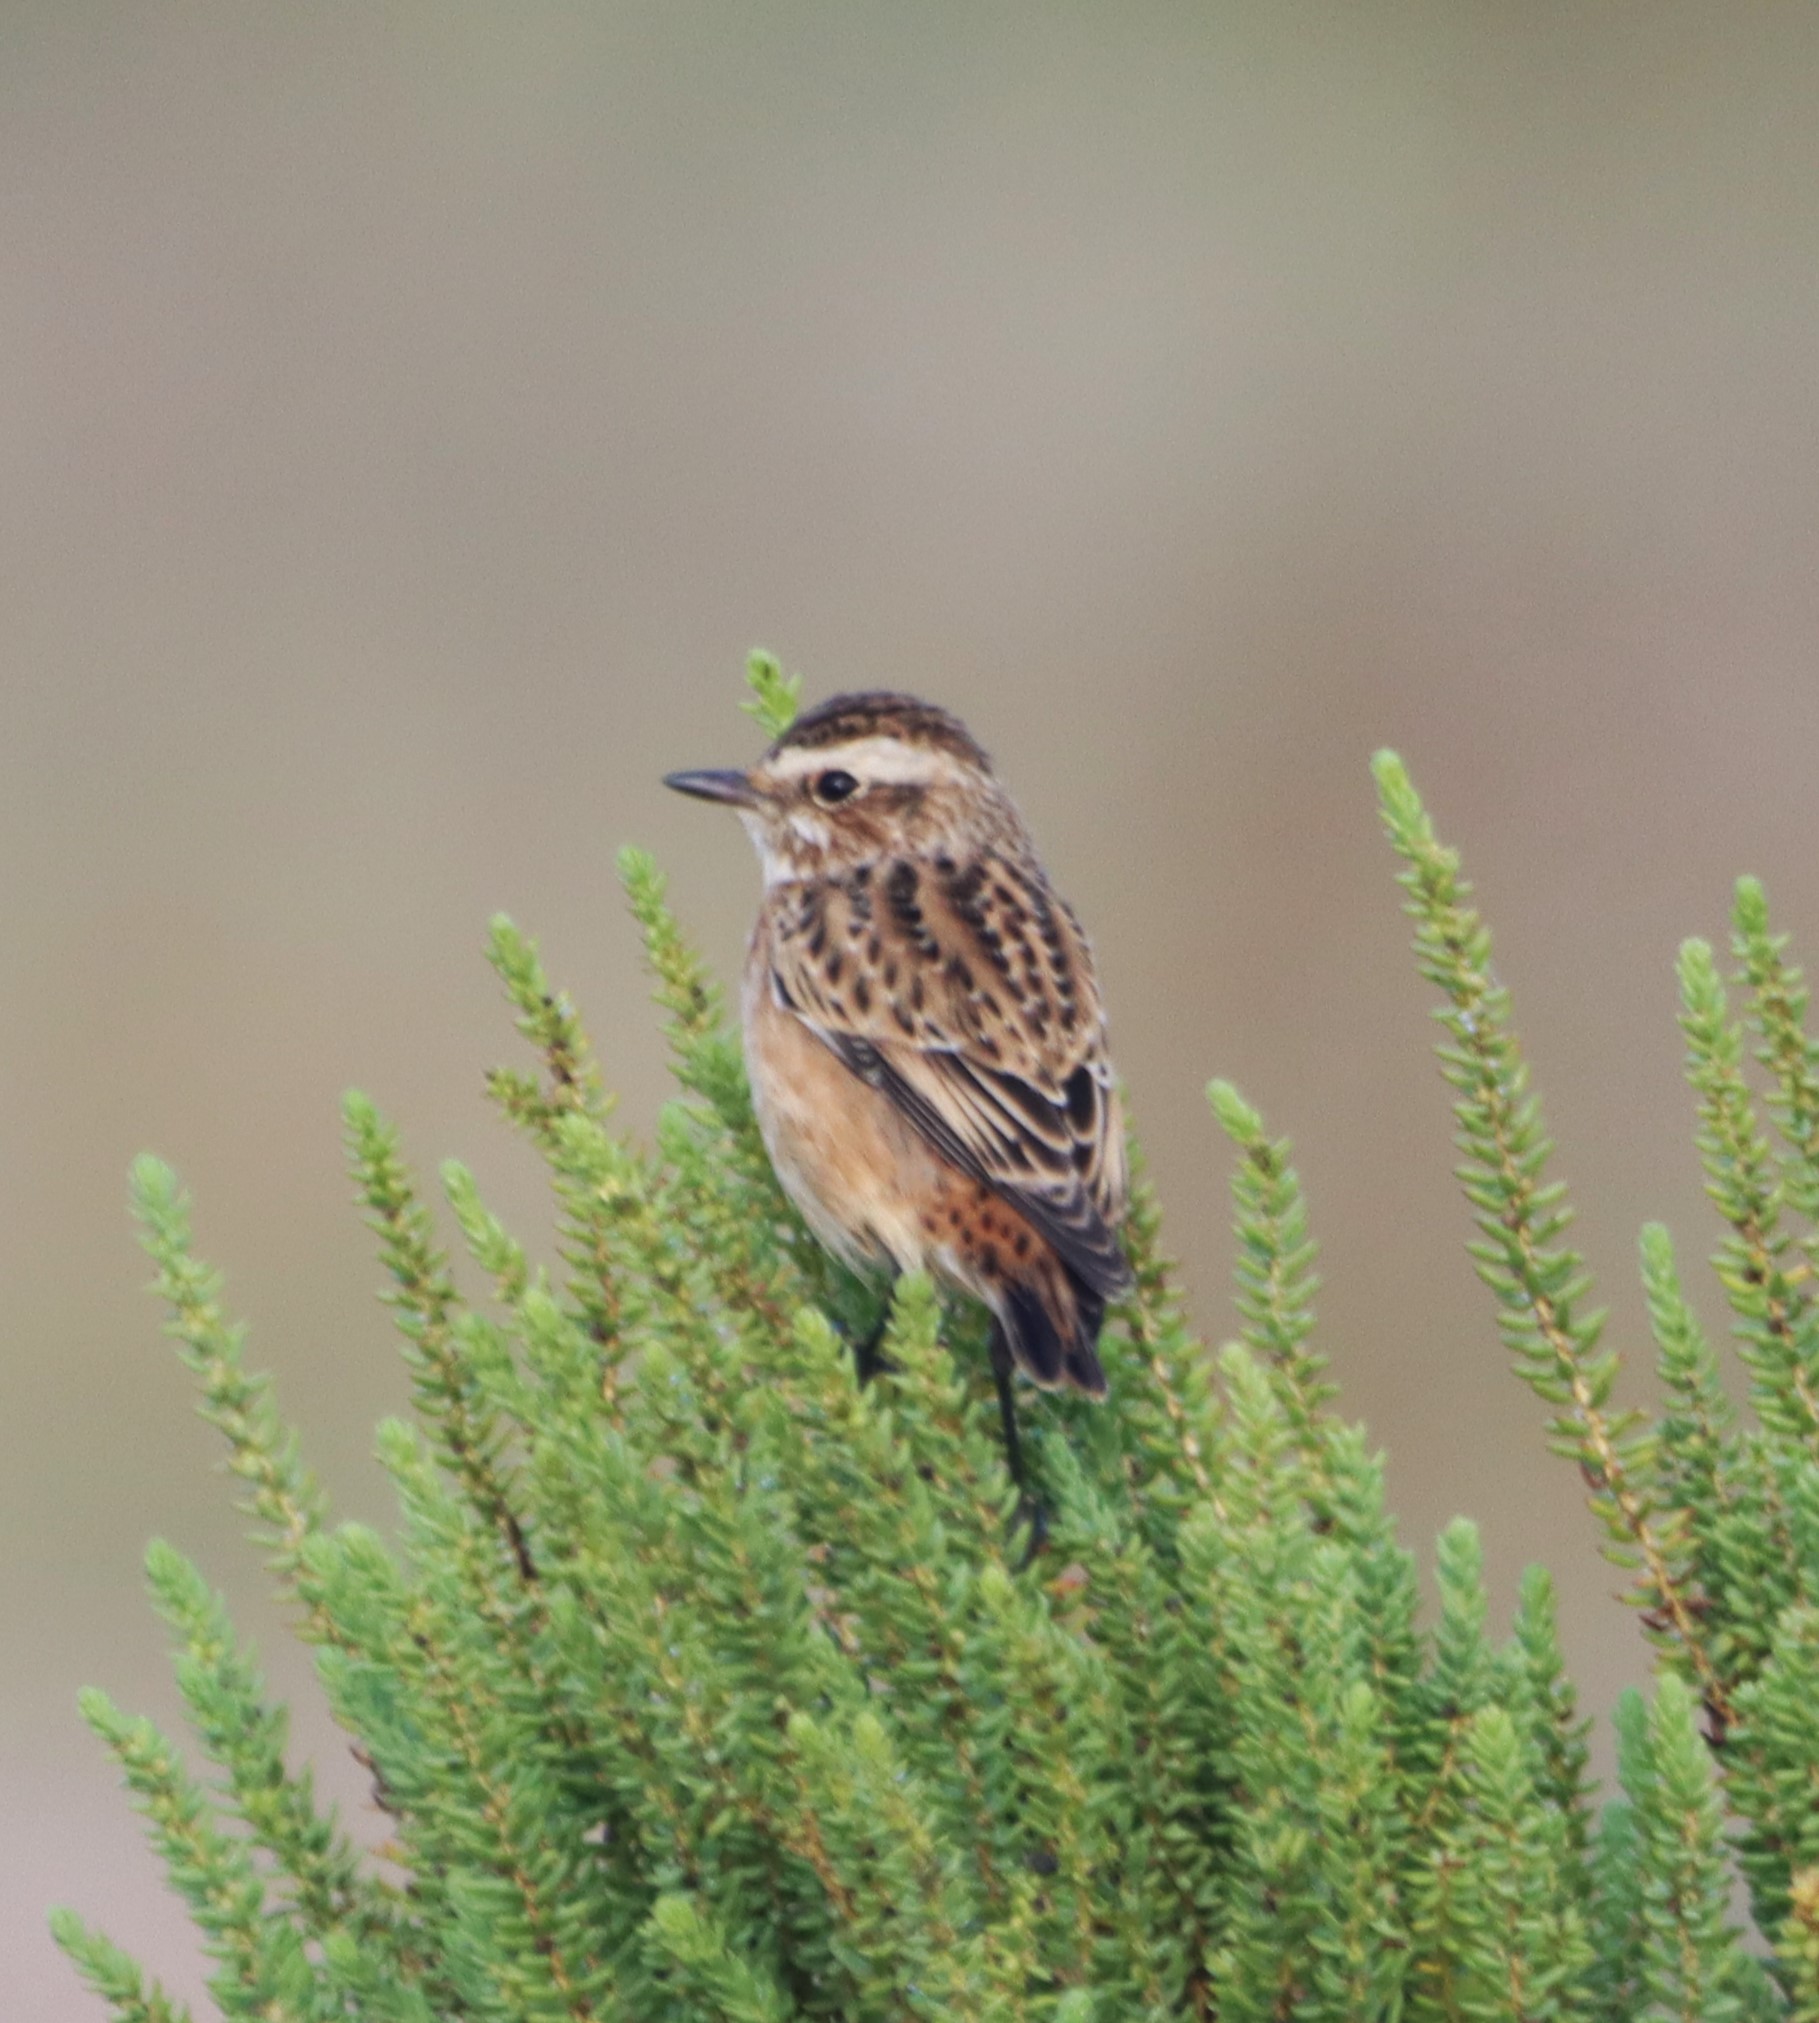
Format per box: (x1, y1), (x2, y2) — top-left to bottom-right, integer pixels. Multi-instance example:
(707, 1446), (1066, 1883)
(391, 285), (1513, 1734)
(767, 851), (1132, 1298)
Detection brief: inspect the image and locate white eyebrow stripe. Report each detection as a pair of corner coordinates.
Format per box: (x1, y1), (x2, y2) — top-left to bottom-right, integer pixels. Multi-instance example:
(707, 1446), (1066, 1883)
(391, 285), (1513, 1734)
(770, 736), (948, 786)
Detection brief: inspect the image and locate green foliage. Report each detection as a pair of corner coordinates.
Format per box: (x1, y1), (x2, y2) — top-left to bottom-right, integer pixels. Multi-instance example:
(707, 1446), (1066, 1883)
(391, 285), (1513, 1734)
(49, 1911), (195, 2023)
(54, 680), (1819, 2015)
(741, 649), (803, 742)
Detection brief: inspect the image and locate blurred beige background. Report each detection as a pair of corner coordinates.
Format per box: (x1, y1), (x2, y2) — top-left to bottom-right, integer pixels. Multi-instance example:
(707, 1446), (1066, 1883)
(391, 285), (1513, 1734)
(6, 3), (1819, 2010)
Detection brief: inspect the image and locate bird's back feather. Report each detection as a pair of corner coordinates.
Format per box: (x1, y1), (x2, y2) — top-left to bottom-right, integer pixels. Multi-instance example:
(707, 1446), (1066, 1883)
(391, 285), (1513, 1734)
(766, 842), (1132, 1306)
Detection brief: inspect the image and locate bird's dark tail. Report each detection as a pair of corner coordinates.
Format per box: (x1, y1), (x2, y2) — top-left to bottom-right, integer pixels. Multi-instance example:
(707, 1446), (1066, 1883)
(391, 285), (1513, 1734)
(1000, 1273), (1109, 1398)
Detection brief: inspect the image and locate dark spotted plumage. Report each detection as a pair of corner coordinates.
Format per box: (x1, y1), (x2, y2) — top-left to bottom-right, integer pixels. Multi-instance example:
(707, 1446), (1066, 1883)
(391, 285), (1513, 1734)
(760, 759), (1131, 1354)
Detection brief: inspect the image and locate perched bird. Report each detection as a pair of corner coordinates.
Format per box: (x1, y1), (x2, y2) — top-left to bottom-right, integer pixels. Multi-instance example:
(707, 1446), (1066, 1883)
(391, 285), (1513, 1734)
(665, 691), (1131, 1488)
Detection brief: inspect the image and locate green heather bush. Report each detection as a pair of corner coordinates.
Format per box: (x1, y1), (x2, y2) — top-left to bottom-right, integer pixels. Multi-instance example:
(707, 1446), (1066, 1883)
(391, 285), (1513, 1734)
(53, 659), (1819, 2019)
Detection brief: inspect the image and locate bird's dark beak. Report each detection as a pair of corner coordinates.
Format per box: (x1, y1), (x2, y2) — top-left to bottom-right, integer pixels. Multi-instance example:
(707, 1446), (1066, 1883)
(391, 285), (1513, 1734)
(663, 767), (759, 808)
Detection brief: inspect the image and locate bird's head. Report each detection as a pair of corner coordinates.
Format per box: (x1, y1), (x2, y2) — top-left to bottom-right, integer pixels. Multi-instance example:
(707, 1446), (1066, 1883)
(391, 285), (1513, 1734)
(665, 691), (1011, 883)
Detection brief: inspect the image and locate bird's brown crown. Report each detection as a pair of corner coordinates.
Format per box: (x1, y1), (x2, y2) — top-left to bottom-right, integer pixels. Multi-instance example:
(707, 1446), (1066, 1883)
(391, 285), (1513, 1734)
(769, 691), (994, 773)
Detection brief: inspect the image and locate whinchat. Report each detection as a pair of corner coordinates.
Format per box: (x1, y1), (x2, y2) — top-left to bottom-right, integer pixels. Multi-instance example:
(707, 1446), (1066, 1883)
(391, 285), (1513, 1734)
(665, 691), (1131, 1475)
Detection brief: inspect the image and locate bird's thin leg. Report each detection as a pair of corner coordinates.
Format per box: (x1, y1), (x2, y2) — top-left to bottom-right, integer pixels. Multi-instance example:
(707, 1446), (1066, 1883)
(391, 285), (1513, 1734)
(989, 1320), (1048, 1559)
(988, 1320), (1027, 1482)
(850, 1271), (900, 1385)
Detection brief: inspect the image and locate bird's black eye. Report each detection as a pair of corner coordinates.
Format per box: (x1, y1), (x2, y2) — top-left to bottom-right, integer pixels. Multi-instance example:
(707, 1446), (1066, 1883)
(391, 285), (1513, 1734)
(812, 769), (859, 805)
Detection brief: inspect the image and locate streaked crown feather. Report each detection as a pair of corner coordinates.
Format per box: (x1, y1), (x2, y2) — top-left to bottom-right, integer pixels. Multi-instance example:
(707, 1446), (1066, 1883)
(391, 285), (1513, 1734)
(769, 691), (993, 772)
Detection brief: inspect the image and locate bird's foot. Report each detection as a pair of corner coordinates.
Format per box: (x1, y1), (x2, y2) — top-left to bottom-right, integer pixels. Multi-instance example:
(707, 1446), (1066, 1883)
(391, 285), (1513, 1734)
(839, 1313), (900, 1385)
(1012, 1492), (1050, 1568)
